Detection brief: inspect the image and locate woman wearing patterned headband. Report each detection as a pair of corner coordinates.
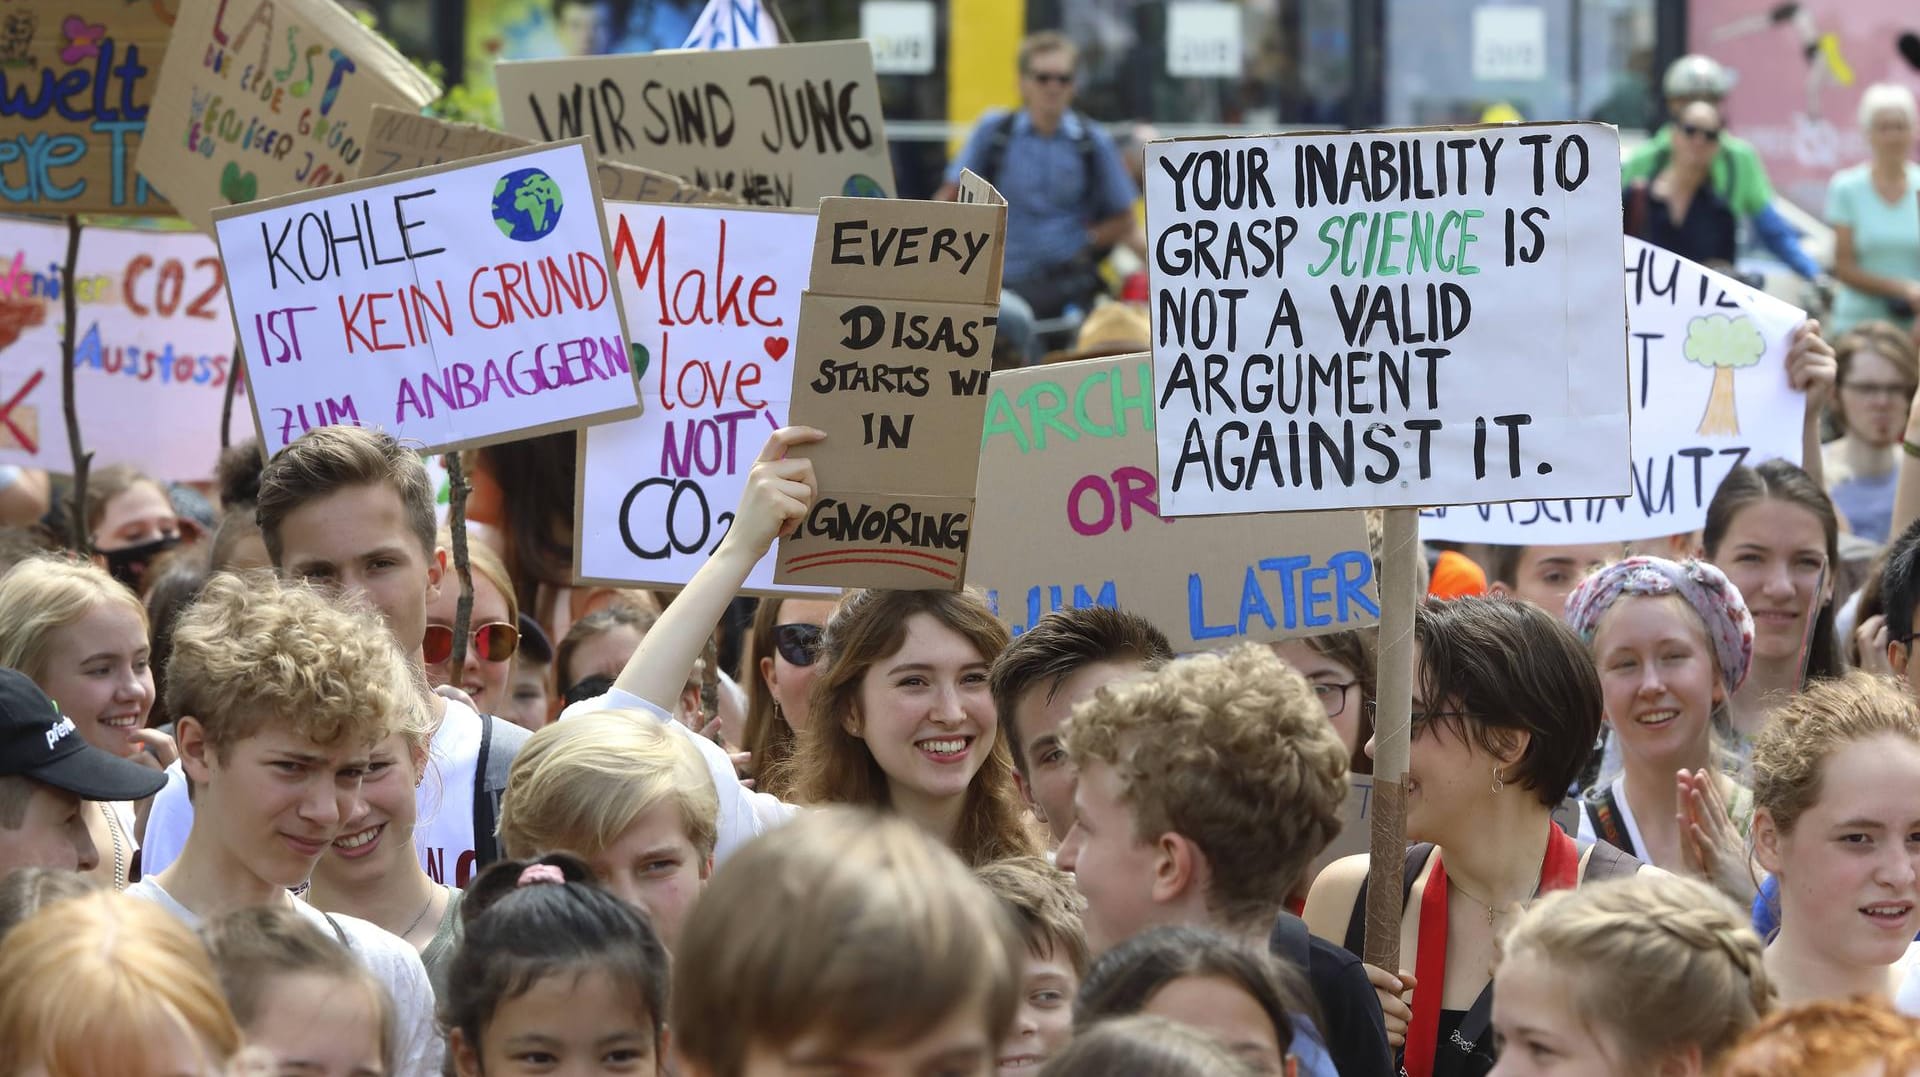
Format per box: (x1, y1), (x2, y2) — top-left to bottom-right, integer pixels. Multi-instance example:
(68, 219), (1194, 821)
(1567, 556), (1760, 904)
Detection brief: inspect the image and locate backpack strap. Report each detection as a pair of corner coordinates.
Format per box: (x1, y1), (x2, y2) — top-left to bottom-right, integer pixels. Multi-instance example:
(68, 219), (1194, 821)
(1577, 836), (1643, 883)
(471, 713), (498, 870)
(975, 110), (1020, 190)
(1582, 786), (1636, 858)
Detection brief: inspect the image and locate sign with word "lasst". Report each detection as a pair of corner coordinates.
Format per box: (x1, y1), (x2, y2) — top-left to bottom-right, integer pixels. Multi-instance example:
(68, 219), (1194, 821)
(0, 0), (173, 215)
(576, 202), (830, 595)
(775, 184), (1007, 589)
(213, 139), (639, 455)
(968, 354), (1378, 650)
(1421, 239), (1806, 544)
(1147, 123), (1630, 516)
(0, 219), (240, 480)
(360, 105), (714, 206)
(137, 0), (440, 232)
(496, 41), (894, 208)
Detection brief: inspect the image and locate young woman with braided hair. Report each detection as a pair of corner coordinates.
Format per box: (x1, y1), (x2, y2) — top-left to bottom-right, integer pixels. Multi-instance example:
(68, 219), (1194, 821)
(1489, 873), (1773, 1076)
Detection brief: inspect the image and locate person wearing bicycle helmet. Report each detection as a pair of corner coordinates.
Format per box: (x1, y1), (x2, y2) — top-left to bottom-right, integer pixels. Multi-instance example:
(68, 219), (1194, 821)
(1623, 54), (1823, 281)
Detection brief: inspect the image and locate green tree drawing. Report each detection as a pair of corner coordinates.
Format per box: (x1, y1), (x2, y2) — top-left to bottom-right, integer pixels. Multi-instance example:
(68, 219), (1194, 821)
(1682, 313), (1764, 436)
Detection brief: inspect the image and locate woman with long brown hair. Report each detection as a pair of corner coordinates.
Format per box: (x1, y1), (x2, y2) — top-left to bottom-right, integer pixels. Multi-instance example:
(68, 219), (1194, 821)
(793, 588), (1042, 866)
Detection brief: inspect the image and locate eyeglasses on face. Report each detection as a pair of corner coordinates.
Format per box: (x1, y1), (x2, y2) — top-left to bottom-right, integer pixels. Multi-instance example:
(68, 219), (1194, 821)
(1363, 700), (1472, 730)
(1677, 122), (1722, 142)
(424, 621), (520, 666)
(1310, 681), (1357, 719)
(1840, 381), (1916, 402)
(1027, 70), (1074, 86)
(773, 623), (824, 667)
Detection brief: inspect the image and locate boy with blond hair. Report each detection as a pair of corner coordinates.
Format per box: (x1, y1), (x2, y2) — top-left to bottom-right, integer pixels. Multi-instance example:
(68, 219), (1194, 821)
(1058, 643), (1391, 1077)
(674, 808), (1023, 1076)
(125, 572), (440, 1075)
(496, 709), (718, 948)
(976, 856), (1088, 1072)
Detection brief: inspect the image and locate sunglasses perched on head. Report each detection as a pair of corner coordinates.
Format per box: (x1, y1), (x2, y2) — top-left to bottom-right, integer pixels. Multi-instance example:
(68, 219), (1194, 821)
(773, 623), (824, 666)
(424, 621), (520, 666)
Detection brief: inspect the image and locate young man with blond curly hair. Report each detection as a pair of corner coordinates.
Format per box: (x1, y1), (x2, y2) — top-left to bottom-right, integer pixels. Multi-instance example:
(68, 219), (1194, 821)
(1057, 643), (1392, 1077)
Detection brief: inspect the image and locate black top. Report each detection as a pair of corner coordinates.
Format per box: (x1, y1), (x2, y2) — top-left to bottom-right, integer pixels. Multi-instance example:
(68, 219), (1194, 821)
(1271, 912), (1396, 1077)
(1625, 179), (1737, 267)
(1434, 1009), (1493, 1077)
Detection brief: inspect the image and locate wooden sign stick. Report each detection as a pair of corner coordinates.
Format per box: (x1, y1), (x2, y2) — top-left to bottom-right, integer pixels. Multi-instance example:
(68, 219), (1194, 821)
(1365, 506), (1420, 973)
(59, 216), (91, 556)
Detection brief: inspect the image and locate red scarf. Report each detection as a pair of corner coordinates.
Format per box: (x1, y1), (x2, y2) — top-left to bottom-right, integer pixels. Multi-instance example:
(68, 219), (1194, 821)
(1403, 823), (1580, 1077)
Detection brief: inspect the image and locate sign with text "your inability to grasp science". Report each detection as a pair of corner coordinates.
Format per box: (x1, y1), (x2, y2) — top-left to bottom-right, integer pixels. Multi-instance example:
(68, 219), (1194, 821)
(1147, 123), (1631, 516)
(213, 139), (639, 456)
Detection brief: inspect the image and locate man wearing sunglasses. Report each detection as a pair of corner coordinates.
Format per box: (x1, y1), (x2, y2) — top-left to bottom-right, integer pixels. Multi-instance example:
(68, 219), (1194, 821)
(936, 30), (1138, 362)
(1621, 53), (1822, 282)
(138, 427), (531, 889)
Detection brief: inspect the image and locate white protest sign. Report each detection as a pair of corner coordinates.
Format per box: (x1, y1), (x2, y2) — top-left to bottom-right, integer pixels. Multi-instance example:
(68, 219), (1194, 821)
(212, 140), (639, 455)
(1422, 239), (1806, 544)
(1147, 124), (1630, 516)
(0, 220), (241, 481)
(575, 202), (828, 594)
(684, 0), (784, 50)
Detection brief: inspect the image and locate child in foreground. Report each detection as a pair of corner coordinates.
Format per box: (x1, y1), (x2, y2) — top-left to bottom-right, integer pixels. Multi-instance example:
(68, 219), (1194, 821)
(442, 853), (671, 1077)
(203, 906), (394, 1077)
(673, 807), (1024, 1076)
(977, 856), (1089, 1073)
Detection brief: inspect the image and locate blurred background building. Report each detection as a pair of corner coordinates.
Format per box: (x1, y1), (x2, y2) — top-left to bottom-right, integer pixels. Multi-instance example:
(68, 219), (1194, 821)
(360, 0), (1917, 206)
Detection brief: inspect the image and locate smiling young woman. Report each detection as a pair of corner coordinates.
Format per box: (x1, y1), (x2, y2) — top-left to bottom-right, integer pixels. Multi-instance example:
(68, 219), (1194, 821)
(794, 589), (1042, 867)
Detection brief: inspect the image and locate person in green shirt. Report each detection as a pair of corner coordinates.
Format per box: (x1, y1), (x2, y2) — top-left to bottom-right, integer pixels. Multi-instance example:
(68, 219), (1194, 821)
(1622, 55), (1822, 280)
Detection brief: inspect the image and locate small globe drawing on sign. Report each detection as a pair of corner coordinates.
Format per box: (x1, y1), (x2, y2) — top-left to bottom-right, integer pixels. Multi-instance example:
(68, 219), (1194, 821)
(491, 167), (565, 241)
(842, 174), (887, 198)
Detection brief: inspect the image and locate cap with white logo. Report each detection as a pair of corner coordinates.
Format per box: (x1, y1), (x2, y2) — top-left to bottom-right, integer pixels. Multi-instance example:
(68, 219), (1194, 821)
(0, 667), (167, 801)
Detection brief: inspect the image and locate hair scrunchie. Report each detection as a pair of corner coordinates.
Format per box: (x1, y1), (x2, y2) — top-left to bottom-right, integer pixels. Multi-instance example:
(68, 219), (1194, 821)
(1565, 555), (1755, 695)
(517, 864), (566, 888)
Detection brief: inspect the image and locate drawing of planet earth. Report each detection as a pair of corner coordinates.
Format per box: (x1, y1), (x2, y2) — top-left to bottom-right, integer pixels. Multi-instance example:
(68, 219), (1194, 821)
(491, 167), (565, 242)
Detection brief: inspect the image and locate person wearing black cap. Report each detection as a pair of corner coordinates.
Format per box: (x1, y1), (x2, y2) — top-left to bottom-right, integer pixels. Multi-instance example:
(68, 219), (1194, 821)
(0, 667), (166, 880)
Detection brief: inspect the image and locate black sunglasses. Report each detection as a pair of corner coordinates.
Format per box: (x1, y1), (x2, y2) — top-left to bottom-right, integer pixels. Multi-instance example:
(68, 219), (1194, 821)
(1028, 71), (1074, 86)
(1678, 122), (1722, 142)
(773, 623), (824, 667)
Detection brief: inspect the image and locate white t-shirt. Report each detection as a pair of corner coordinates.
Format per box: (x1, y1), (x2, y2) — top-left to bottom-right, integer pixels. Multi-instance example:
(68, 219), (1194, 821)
(126, 878), (443, 1076)
(559, 687), (796, 861)
(141, 699), (513, 887)
(1893, 942), (1920, 1017)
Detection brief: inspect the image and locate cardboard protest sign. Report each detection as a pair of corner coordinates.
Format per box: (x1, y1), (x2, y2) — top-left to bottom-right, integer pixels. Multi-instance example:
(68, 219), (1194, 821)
(775, 187), (1006, 588)
(576, 202), (830, 594)
(0, 1), (172, 215)
(136, 0), (440, 232)
(211, 139), (639, 456)
(360, 105), (714, 205)
(495, 41), (895, 207)
(967, 354), (1378, 649)
(0, 219), (240, 480)
(1422, 239), (1806, 544)
(1147, 123), (1630, 515)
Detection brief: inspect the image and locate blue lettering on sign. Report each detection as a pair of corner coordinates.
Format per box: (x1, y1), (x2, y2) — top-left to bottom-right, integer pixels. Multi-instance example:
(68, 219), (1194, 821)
(1189, 549), (1379, 640)
(0, 39), (159, 208)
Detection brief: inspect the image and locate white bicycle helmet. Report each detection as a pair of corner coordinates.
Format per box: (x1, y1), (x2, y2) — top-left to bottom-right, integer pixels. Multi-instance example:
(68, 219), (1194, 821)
(1663, 54), (1733, 99)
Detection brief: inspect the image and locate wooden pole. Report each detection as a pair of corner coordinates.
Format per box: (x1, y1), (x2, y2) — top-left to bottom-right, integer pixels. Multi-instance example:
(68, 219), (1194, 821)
(59, 215), (91, 556)
(443, 452), (474, 675)
(221, 340), (242, 450)
(1364, 507), (1420, 972)
(762, 0), (796, 43)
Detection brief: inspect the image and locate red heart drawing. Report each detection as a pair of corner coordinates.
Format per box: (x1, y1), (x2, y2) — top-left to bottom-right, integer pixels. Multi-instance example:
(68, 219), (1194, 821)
(763, 337), (789, 361)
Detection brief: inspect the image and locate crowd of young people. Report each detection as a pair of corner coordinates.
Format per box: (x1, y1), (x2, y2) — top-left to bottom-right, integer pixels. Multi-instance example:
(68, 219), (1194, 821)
(4, 293), (1920, 1073)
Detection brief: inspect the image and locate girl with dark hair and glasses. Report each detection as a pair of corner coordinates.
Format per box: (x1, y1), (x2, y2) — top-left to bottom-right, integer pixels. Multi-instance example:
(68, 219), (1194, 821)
(1304, 597), (1649, 1077)
(741, 594), (839, 801)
